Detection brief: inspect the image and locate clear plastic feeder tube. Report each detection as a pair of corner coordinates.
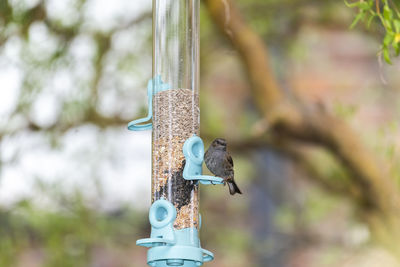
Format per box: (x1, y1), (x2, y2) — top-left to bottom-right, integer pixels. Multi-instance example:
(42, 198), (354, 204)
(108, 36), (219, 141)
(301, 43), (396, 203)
(152, 0), (200, 230)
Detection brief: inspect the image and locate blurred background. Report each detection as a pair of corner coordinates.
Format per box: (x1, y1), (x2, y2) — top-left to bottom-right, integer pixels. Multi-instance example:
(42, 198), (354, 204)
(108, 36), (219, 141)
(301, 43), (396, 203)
(1, 0), (400, 266)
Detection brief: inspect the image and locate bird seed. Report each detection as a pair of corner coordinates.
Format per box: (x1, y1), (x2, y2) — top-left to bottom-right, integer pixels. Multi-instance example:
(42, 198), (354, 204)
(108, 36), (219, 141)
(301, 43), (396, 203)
(152, 88), (200, 229)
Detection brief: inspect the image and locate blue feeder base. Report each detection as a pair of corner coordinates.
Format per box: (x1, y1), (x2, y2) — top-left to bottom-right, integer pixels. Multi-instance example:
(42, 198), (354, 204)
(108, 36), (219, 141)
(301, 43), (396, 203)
(137, 199), (213, 267)
(147, 228), (213, 267)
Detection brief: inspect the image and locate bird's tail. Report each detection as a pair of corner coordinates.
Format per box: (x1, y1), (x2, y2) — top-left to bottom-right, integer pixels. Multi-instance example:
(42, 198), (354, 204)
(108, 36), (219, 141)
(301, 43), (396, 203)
(228, 180), (242, 195)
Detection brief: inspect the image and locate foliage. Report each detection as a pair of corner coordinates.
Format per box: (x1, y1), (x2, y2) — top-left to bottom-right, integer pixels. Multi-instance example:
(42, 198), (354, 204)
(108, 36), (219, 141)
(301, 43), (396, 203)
(345, 0), (400, 63)
(0, 194), (147, 267)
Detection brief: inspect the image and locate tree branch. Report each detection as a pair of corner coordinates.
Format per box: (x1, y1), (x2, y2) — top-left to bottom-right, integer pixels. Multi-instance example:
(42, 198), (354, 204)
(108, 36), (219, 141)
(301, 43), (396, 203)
(225, 135), (365, 205)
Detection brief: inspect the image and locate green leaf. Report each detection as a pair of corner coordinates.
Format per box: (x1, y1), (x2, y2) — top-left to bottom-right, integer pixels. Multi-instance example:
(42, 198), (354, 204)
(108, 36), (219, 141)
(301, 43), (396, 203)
(383, 47), (392, 64)
(386, 19), (394, 31)
(359, 1), (371, 10)
(394, 19), (400, 32)
(350, 12), (365, 29)
(383, 4), (393, 21)
(394, 42), (400, 56)
(344, 0), (361, 8)
(367, 14), (376, 28)
(384, 32), (394, 46)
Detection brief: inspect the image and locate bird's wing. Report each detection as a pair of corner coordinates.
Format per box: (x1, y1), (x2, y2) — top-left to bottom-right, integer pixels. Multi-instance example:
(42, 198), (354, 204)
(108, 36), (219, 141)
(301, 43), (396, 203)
(204, 148), (210, 168)
(226, 154), (233, 167)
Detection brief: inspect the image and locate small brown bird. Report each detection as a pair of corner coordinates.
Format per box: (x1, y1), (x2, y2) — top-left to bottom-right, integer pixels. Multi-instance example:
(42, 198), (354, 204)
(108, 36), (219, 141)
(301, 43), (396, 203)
(204, 138), (242, 195)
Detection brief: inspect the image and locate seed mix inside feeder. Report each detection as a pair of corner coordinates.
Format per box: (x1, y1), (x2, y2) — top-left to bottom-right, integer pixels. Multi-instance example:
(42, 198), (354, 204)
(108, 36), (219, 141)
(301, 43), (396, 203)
(153, 88), (200, 229)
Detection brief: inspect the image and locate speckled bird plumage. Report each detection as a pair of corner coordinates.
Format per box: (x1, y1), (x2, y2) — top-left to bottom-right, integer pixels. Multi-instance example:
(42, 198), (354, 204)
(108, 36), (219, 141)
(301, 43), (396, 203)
(204, 138), (242, 195)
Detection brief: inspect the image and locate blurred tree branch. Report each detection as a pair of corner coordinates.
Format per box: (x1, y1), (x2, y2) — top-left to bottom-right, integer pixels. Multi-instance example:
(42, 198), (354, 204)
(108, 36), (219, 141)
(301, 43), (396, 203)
(204, 0), (400, 256)
(27, 106), (131, 133)
(226, 136), (363, 205)
(279, 141), (364, 203)
(1, 1), (151, 137)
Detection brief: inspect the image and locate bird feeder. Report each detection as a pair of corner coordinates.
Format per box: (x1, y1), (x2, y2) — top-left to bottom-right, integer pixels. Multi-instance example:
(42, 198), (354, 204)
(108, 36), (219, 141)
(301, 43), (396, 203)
(128, 0), (223, 266)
